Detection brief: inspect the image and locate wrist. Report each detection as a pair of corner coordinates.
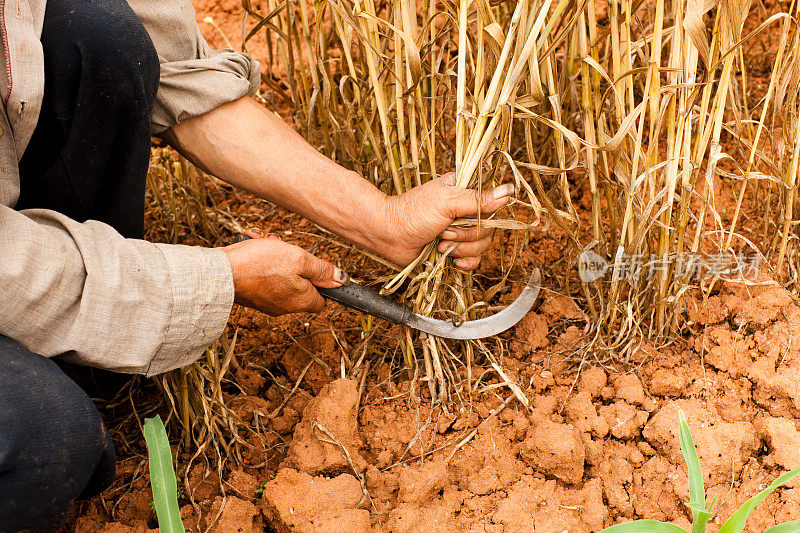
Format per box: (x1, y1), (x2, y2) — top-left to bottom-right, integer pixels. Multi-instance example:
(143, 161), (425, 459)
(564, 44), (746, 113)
(337, 173), (397, 255)
(221, 244), (245, 304)
(362, 188), (402, 259)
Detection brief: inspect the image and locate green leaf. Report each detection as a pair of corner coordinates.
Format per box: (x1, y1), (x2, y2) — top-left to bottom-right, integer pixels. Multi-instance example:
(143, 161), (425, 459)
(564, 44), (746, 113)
(764, 520), (800, 533)
(143, 416), (185, 533)
(599, 519), (689, 532)
(718, 466), (800, 533)
(678, 410), (712, 533)
(692, 508), (714, 533)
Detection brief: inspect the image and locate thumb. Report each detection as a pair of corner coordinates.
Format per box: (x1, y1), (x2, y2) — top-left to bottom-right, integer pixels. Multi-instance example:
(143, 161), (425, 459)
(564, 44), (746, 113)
(297, 251), (349, 289)
(446, 182), (515, 218)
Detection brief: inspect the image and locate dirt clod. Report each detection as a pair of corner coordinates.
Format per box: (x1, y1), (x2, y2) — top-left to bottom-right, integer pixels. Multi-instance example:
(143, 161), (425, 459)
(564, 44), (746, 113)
(759, 416), (800, 486)
(514, 312), (549, 351)
(521, 418), (585, 484)
(208, 496), (261, 533)
(648, 368), (688, 397)
(188, 464), (221, 502)
(284, 378), (367, 475)
(262, 468), (370, 533)
(565, 390), (610, 437)
(397, 459), (449, 504)
(577, 365), (607, 398)
(599, 401), (649, 440)
(643, 400), (760, 486)
(226, 469), (259, 499)
(613, 374), (647, 406)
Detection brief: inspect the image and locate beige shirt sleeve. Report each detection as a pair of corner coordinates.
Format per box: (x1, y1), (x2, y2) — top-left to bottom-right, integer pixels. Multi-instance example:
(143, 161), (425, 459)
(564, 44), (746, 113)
(0, 204), (234, 376)
(127, 0), (261, 133)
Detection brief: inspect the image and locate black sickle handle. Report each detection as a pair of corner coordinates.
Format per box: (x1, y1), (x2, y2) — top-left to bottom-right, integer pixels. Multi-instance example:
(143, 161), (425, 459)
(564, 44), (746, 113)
(317, 283), (412, 325)
(234, 234), (413, 324)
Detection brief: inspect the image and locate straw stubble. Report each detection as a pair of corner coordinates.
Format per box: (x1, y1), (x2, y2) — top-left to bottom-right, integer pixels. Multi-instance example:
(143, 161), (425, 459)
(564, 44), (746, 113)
(246, 0), (800, 395)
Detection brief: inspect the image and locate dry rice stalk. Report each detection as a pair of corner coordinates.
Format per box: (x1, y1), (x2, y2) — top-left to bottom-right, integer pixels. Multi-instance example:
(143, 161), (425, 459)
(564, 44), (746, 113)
(146, 148), (257, 472)
(243, 0), (800, 382)
(245, 0), (578, 404)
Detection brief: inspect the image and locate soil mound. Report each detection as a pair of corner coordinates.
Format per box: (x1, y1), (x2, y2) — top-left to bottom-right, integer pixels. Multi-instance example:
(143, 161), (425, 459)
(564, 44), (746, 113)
(262, 469), (371, 533)
(284, 378), (367, 475)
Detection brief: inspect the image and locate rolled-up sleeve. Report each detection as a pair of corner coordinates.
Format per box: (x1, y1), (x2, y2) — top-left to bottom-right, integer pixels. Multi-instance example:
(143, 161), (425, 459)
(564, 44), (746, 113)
(0, 205), (234, 376)
(127, 0), (261, 133)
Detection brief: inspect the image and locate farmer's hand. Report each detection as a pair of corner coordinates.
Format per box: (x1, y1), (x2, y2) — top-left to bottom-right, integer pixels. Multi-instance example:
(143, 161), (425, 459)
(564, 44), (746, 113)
(381, 172), (514, 270)
(222, 229), (348, 315)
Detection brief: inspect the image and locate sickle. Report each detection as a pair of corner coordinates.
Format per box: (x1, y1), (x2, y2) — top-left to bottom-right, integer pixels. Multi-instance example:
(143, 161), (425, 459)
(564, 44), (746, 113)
(319, 268), (541, 339)
(235, 234), (541, 339)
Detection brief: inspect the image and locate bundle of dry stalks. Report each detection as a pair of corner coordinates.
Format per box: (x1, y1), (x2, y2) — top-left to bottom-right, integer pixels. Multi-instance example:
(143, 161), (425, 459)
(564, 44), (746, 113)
(129, 0), (800, 483)
(242, 0), (800, 377)
(243, 0), (591, 406)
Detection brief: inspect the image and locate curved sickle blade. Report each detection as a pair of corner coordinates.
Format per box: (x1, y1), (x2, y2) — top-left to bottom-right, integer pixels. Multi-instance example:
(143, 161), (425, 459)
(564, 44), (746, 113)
(406, 268), (541, 339)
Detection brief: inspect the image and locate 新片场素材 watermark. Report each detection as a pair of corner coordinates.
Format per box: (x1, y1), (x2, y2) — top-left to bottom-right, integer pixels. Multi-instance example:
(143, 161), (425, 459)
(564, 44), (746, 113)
(577, 250), (763, 283)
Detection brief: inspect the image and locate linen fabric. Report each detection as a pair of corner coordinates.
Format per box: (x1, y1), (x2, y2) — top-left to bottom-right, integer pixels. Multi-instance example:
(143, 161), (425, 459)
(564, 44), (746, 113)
(0, 0), (260, 375)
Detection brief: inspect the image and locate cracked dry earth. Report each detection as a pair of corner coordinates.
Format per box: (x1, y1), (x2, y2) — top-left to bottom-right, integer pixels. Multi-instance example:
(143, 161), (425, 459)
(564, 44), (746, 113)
(249, 275), (800, 532)
(76, 274), (799, 533)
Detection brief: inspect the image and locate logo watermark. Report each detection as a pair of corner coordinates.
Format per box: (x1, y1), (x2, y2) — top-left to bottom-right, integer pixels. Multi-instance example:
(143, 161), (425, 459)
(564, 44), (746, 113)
(577, 250), (763, 283)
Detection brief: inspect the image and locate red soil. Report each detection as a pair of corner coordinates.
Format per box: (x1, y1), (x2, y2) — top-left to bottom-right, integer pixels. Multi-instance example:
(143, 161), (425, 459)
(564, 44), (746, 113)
(67, 1), (800, 532)
(73, 205), (800, 532)
(240, 275), (800, 532)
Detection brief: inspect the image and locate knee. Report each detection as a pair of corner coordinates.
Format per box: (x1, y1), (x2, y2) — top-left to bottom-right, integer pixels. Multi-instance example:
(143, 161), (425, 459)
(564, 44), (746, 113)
(0, 342), (110, 466)
(0, 338), (115, 529)
(42, 0), (160, 110)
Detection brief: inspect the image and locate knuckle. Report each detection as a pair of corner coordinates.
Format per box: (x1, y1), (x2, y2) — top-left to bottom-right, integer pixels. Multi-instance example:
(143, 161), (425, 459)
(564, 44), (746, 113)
(309, 297), (325, 313)
(320, 260), (335, 276)
(446, 186), (463, 204)
(472, 189), (483, 205)
(447, 228), (464, 241)
(477, 238), (493, 251)
(304, 291), (323, 312)
(466, 241), (483, 254)
(297, 251), (314, 271)
(440, 171), (456, 186)
(459, 243), (476, 256)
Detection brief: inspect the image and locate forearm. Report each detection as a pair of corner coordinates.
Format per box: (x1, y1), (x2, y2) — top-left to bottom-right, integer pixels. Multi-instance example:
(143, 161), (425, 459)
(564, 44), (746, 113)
(0, 204), (231, 375)
(161, 97), (391, 255)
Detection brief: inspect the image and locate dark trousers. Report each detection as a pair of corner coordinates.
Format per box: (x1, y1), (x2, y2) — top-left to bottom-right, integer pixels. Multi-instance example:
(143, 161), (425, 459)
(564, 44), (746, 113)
(2, 0), (159, 530)
(17, 0), (159, 239)
(0, 337), (117, 532)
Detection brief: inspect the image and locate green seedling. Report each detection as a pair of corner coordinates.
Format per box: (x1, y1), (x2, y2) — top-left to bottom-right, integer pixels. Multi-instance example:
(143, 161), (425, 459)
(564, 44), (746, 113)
(143, 415), (185, 533)
(600, 410), (800, 533)
(255, 473), (276, 496)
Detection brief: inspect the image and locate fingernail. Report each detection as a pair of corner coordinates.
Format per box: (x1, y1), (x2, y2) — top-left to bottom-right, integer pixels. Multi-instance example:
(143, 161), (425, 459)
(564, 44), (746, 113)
(249, 227), (263, 235)
(454, 259), (470, 269)
(442, 230), (457, 240)
(492, 183), (514, 199)
(335, 268), (350, 284)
